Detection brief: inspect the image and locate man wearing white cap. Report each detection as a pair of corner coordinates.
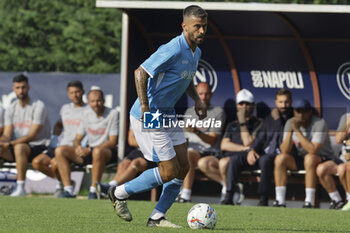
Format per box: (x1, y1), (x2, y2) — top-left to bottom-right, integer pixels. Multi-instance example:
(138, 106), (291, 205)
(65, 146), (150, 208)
(198, 89), (263, 204)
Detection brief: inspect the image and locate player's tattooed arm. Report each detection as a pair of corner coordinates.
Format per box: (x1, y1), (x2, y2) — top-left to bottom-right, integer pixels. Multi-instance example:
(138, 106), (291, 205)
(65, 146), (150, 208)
(185, 81), (200, 102)
(135, 66), (150, 119)
(186, 81), (207, 120)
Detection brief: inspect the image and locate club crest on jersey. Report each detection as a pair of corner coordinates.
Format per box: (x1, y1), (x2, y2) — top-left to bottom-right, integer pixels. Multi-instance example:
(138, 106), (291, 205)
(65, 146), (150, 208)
(337, 62), (350, 101)
(194, 59), (218, 93)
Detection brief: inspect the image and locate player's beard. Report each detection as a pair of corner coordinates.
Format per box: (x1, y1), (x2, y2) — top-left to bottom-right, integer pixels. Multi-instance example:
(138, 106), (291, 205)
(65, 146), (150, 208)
(189, 32), (205, 45)
(17, 93), (28, 100)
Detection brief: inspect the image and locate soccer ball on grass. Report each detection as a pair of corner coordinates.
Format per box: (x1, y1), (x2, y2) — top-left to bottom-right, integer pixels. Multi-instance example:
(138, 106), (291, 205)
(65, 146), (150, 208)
(187, 203), (217, 229)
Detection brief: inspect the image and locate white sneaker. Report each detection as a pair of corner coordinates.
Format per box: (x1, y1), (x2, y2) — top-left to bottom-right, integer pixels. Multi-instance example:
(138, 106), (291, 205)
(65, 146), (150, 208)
(233, 183), (244, 205)
(342, 202), (350, 211)
(10, 186), (26, 197)
(147, 217), (182, 228)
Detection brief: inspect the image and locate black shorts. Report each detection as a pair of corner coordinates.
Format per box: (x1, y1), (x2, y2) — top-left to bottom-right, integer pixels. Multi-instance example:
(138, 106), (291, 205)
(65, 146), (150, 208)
(10, 144), (48, 163)
(292, 154), (343, 170)
(124, 148), (157, 169)
(82, 147), (118, 165)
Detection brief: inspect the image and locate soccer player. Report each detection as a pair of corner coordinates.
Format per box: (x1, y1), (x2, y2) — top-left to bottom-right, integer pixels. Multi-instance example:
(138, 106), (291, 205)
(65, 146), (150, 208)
(176, 82), (225, 203)
(56, 88), (119, 199)
(31, 80), (87, 197)
(108, 5), (208, 228)
(273, 99), (337, 208)
(0, 74), (51, 196)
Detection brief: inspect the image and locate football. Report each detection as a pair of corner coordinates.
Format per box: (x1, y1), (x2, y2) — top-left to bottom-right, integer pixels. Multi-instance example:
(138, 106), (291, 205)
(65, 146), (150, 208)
(187, 203), (217, 229)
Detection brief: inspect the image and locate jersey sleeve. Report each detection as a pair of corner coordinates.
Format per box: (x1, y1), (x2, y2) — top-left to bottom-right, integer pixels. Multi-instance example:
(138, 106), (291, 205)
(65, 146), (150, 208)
(4, 105), (14, 126)
(141, 44), (177, 78)
(311, 119), (328, 144)
(337, 113), (348, 132)
(282, 119), (292, 141)
(108, 110), (119, 136)
(0, 107), (4, 128)
(32, 101), (46, 125)
(76, 119), (85, 136)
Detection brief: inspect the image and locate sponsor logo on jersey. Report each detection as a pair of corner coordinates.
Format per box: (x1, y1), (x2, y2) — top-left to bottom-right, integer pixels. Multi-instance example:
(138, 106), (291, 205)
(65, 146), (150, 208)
(336, 62), (350, 100)
(251, 70), (304, 89)
(194, 59), (218, 93)
(63, 119), (81, 126)
(87, 127), (106, 135)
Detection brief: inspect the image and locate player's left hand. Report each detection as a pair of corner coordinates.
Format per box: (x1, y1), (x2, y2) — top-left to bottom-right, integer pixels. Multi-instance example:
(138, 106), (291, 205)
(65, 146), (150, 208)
(195, 100), (207, 120)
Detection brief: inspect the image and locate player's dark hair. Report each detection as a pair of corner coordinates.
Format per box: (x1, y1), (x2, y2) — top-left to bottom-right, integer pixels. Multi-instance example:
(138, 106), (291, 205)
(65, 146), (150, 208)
(12, 74), (28, 84)
(67, 80), (84, 90)
(183, 5), (207, 20)
(276, 88), (292, 100)
(88, 89), (104, 100)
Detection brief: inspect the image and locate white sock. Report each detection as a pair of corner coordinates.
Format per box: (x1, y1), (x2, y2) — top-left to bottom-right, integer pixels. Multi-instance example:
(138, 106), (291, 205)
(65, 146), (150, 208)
(108, 180), (118, 187)
(64, 186), (74, 195)
(329, 191), (342, 202)
(305, 188), (316, 204)
(221, 186), (227, 194)
(56, 181), (63, 189)
(150, 209), (165, 220)
(114, 184), (129, 200)
(17, 180), (25, 189)
(346, 192), (350, 202)
(275, 186), (286, 204)
(90, 186), (96, 193)
(180, 188), (192, 200)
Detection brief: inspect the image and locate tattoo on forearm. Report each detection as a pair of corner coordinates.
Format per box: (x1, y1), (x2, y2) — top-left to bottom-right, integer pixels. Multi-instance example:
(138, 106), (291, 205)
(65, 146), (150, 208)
(186, 81), (200, 101)
(135, 67), (149, 105)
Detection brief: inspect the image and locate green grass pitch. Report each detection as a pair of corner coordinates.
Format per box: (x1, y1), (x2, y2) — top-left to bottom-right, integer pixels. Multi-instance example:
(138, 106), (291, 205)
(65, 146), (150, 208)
(0, 196), (349, 232)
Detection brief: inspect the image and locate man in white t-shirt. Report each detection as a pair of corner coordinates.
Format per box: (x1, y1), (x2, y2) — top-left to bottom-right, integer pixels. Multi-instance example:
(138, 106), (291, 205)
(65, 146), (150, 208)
(0, 74), (50, 197)
(56, 89), (119, 199)
(31, 80), (87, 197)
(176, 82), (225, 203)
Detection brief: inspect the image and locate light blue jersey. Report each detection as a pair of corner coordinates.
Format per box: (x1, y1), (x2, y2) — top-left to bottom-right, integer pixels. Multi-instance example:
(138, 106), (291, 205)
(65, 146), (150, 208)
(130, 33), (202, 119)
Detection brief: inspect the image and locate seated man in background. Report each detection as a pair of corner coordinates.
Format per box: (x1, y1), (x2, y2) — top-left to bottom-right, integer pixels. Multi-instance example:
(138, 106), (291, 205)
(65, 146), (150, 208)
(0, 74), (50, 196)
(96, 128), (157, 199)
(31, 80), (87, 197)
(274, 99), (336, 208)
(176, 82), (225, 203)
(318, 112), (350, 210)
(198, 89), (263, 204)
(222, 88), (293, 206)
(56, 88), (119, 199)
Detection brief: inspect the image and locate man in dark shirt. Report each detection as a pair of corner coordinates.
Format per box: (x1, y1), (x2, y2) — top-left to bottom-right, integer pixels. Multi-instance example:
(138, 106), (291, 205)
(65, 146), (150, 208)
(221, 88), (293, 205)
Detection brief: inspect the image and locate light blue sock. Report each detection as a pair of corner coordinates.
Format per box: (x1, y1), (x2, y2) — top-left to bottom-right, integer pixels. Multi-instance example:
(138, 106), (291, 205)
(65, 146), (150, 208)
(154, 178), (183, 214)
(124, 167), (163, 195)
